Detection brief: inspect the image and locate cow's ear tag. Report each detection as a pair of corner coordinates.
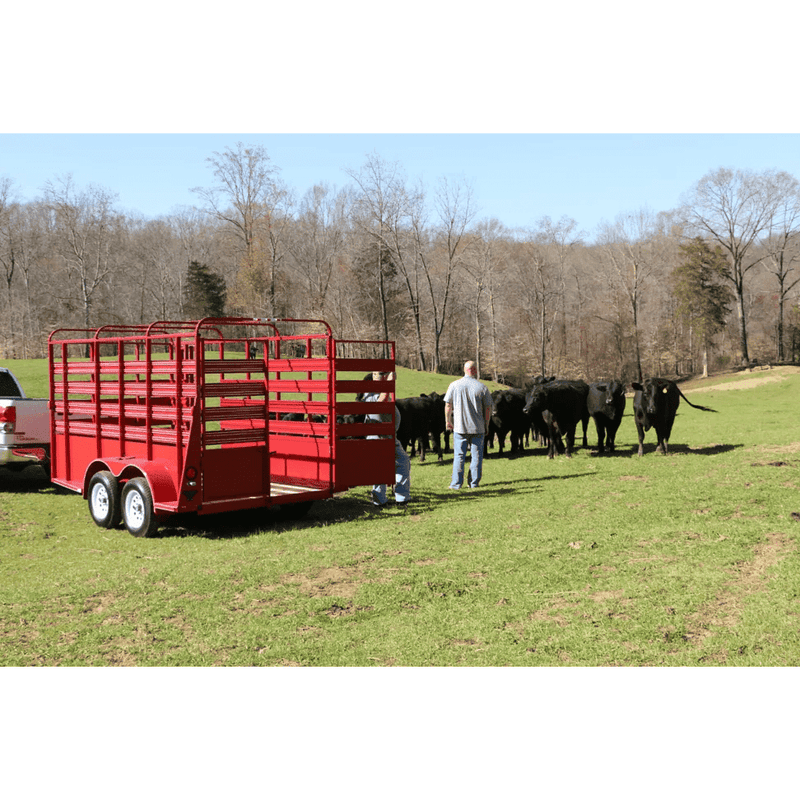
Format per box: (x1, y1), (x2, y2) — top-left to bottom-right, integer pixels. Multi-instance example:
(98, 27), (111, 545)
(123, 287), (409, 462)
(662, 387), (668, 394)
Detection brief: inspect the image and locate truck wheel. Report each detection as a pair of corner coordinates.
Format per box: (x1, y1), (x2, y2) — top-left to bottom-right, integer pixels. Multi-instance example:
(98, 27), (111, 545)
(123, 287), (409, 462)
(121, 477), (160, 538)
(88, 471), (122, 528)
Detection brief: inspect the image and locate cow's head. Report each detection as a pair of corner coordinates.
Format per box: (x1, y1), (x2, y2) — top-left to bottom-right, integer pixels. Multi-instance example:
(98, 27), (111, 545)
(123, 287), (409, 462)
(593, 379), (625, 415)
(523, 386), (546, 415)
(632, 379), (670, 417)
(599, 379), (624, 401)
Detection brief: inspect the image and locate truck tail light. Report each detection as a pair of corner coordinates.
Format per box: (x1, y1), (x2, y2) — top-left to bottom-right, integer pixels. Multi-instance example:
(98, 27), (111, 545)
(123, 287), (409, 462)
(0, 405), (16, 433)
(186, 466), (198, 486)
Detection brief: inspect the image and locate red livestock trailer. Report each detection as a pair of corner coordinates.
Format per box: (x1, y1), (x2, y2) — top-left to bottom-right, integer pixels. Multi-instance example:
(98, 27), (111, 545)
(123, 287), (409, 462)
(48, 318), (396, 536)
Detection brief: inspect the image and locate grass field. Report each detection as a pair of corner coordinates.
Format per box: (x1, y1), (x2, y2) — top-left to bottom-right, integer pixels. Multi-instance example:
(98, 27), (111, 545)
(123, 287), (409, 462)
(2, 360), (799, 667)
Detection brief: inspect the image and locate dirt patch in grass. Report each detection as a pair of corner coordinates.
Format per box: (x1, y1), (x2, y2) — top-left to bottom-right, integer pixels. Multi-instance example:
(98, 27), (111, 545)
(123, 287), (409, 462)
(687, 366), (800, 393)
(281, 563), (391, 599)
(684, 530), (796, 651)
(756, 442), (800, 455)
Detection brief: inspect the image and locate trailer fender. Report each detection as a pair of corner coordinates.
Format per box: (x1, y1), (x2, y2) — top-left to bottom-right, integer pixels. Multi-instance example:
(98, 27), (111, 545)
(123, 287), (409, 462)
(83, 459), (178, 505)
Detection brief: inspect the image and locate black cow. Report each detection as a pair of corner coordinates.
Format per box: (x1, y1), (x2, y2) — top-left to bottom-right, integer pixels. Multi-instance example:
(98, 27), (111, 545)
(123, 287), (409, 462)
(587, 380), (626, 454)
(523, 380), (590, 459)
(396, 395), (441, 462)
(631, 378), (716, 456)
(421, 391), (450, 460)
(486, 389), (529, 456)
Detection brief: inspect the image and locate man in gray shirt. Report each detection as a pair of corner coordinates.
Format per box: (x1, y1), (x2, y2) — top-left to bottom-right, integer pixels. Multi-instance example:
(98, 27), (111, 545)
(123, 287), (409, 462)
(444, 361), (493, 490)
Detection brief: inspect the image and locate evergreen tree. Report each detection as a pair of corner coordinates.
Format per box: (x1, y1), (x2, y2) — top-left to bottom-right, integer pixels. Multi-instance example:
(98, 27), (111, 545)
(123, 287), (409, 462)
(184, 260), (227, 319)
(672, 238), (734, 376)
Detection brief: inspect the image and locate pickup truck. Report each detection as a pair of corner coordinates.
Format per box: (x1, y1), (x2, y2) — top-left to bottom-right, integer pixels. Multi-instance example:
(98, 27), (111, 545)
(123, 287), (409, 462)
(0, 367), (50, 477)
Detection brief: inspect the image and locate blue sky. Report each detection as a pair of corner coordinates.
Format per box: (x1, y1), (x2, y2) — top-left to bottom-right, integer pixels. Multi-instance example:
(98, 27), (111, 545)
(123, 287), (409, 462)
(3, 133), (800, 238)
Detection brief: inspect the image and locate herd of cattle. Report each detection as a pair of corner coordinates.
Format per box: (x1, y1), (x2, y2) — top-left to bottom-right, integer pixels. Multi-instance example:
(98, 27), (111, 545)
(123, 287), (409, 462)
(393, 377), (716, 462)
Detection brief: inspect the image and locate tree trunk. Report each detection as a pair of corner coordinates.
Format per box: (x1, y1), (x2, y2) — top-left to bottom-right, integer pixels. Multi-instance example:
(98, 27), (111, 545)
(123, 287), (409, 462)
(735, 289), (749, 365)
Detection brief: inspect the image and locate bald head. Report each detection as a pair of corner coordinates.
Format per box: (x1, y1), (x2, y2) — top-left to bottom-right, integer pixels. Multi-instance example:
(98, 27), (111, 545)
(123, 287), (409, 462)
(464, 361), (477, 377)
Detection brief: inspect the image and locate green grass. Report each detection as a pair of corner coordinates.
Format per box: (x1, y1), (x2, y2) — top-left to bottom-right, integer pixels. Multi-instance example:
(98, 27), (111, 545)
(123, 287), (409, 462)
(2, 362), (799, 666)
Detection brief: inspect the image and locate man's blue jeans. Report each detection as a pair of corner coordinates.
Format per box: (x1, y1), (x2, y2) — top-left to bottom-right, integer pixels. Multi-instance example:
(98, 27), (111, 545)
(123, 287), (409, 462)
(450, 432), (485, 489)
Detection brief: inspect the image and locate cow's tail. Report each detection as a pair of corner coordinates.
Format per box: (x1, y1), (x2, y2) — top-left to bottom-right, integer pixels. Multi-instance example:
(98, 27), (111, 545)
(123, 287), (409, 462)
(676, 386), (717, 413)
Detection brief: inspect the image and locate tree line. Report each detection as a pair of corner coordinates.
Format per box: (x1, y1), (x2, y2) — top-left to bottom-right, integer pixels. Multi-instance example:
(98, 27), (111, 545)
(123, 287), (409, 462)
(2, 142), (800, 384)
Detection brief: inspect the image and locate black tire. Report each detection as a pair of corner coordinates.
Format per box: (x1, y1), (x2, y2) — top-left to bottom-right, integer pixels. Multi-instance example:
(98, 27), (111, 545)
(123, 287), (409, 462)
(121, 477), (160, 538)
(88, 471), (122, 529)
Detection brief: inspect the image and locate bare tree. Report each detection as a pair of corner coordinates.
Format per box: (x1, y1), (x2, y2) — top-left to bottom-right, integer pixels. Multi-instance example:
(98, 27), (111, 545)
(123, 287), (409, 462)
(536, 215), (583, 370)
(289, 183), (351, 318)
(42, 174), (120, 336)
(9, 203), (41, 356)
(192, 142), (291, 315)
(682, 167), (792, 366)
(597, 207), (666, 382)
(464, 218), (508, 380)
(513, 232), (561, 377)
(0, 178), (20, 356)
(759, 174), (800, 361)
(423, 175), (478, 372)
(129, 217), (187, 321)
(346, 154), (410, 354)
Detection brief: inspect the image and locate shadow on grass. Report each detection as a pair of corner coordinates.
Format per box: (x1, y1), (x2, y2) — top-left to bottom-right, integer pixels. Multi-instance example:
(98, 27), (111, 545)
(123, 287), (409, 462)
(154, 473), (589, 539)
(438, 472), (596, 498)
(155, 491), (401, 539)
(631, 443), (742, 457)
(0, 466), (73, 495)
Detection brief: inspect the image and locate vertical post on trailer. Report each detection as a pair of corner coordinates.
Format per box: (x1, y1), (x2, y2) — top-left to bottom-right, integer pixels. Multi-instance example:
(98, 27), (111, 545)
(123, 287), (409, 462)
(92, 339), (101, 459)
(145, 329), (153, 461)
(260, 334), (270, 502)
(117, 337), (126, 457)
(196, 327), (205, 454)
(60, 342), (71, 482)
(327, 332), (336, 490)
(175, 333), (184, 475)
(48, 340), (57, 481)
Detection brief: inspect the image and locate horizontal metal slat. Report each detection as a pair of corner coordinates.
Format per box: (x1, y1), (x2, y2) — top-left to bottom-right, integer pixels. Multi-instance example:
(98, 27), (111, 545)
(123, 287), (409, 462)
(204, 405), (268, 422)
(201, 381), (267, 398)
(268, 358), (330, 372)
(52, 380), (197, 398)
(201, 359), (267, 374)
(269, 400), (329, 415)
(203, 429), (268, 446)
(53, 421), (189, 445)
(335, 357), (394, 373)
(269, 379), (330, 394)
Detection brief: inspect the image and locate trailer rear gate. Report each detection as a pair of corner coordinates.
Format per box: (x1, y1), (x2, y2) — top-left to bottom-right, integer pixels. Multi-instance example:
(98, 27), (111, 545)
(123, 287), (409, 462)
(48, 318), (397, 536)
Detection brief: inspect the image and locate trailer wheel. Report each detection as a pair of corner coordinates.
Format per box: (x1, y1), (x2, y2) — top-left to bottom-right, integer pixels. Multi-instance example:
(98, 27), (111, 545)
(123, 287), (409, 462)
(121, 477), (160, 538)
(88, 471), (122, 529)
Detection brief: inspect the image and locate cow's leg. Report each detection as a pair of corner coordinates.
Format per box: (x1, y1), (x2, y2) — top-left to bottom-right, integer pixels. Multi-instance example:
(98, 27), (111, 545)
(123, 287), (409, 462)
(431, 433), (444, 463)
(607, 421), (618, 453)
(594, 419), (605, 454)
(635, 422), (645, 456)
(654, 425), (666, 454)
(664, 418), (676, 450)
(547, 424), (557, 458)
(551, 423), (565, 457)
(564, 426), (576, 458)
